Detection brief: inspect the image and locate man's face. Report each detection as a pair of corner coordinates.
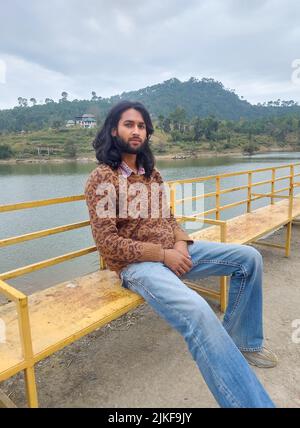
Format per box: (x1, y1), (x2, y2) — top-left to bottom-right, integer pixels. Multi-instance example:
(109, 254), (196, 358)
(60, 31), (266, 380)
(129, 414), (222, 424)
(111, 108), (147, 153)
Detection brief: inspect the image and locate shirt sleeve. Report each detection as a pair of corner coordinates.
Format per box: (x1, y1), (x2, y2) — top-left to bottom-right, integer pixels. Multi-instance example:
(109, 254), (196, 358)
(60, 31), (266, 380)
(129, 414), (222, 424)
(169, 211), (194, 245)
(84, 168), (165, 264)
(155, 169), (194, 245)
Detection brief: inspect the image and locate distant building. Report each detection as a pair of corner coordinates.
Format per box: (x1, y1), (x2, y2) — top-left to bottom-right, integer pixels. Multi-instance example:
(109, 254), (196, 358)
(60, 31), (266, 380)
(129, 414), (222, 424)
(66, 120), (75, 128)
(75, 114), (97, 129)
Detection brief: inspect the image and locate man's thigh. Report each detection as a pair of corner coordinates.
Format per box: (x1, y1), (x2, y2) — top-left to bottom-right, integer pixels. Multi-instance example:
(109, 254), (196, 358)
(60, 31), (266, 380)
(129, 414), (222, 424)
(182, 240), (261, 280)
(120, 261), (211, 312)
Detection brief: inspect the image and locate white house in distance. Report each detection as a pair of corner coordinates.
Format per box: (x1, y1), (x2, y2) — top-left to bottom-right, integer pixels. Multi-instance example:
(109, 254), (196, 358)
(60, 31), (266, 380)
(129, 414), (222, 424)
(75, 114), (97, 128)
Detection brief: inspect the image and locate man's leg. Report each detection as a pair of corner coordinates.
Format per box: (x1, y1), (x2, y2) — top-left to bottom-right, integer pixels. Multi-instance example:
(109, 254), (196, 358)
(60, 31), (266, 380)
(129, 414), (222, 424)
(120, 261), (275, 408)
(181, 240), (264, 351)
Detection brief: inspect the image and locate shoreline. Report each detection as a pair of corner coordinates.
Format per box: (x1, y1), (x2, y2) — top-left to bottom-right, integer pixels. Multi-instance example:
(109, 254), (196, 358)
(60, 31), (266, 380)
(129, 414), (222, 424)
(0, 147), (298, 165)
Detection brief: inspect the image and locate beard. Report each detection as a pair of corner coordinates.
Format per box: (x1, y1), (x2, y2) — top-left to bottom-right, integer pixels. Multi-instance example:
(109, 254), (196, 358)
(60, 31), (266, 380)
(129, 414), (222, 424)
(112, 135), (146, 154)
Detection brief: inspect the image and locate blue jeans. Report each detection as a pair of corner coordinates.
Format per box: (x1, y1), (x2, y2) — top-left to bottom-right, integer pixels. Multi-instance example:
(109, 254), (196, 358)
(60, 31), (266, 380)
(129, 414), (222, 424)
(120, 240), (275, 408)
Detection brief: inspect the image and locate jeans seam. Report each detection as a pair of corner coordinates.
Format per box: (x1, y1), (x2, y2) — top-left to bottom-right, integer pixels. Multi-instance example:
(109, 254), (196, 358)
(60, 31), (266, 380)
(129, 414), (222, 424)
(125, 274), (243, 408)
(191, 258), (248, 332)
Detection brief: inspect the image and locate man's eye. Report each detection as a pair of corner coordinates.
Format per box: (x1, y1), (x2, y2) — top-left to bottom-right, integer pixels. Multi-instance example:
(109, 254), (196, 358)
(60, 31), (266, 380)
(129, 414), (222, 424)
(139, 124), (145, 129)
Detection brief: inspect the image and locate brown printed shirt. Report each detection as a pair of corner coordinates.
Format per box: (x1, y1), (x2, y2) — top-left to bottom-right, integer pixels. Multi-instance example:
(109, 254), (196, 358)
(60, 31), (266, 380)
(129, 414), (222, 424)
(84, 163), (193, 275)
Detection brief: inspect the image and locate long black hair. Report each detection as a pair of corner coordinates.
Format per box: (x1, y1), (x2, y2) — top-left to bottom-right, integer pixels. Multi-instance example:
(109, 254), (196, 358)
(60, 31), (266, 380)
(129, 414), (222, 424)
(93, 100), (155, 178)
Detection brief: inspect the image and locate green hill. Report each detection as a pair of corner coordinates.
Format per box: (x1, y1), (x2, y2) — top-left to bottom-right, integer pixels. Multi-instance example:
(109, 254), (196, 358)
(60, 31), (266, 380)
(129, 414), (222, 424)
(0, 77), (299, 133)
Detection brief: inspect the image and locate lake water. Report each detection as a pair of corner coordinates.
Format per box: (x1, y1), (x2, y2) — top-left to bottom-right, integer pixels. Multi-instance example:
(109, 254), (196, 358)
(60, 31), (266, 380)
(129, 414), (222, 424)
(1, 151), (300, 294)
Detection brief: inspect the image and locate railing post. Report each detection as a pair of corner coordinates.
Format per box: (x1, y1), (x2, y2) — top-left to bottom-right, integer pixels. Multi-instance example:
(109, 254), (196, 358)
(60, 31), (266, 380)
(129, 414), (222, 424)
(285, 165), (294, 257)
(216, 176), (220, 220)
(271, 168), (276, 205)
(289, 165), (295, 219)
(170, 184), (176, 216)
(247, 172), (252, 213)
(100, 255), (106, 270)
(16, 298), (38, 408)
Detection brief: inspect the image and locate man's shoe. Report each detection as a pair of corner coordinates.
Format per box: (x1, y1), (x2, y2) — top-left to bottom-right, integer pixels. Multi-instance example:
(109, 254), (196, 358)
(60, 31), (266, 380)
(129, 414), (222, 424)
(241, 347), (278, 368)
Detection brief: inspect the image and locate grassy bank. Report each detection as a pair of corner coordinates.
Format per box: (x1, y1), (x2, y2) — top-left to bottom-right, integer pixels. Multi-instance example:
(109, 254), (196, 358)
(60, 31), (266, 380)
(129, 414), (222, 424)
(0, 125), (299, 163)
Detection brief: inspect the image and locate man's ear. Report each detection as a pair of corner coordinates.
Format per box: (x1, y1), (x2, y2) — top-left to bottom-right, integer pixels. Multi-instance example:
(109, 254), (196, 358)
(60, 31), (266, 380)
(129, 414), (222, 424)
(111, 127), (117, 137)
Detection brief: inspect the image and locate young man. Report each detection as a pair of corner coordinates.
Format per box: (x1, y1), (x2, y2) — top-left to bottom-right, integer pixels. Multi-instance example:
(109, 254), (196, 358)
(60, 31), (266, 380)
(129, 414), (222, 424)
(84, 100), (277, 408)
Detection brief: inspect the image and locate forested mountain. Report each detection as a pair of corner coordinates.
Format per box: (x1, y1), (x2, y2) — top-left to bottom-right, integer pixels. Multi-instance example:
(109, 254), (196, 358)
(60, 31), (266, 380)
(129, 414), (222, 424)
(0, 77), (299, 132)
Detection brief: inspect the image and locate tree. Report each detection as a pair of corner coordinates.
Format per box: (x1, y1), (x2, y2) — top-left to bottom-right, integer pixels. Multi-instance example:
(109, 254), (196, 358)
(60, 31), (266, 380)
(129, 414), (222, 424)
(91, 91), (100, 101)
(60, 91), (68, 102)
(64, 140), (77, 158)
(243, 136), (259, 155)
(169, 107), (187, 132)
(162, 118), (171, 133)
(52, 119), (63, 129)
(203, 116), (219, 140)
(192, 117), (204, 142)
(45, 98), (54, 104)
(0, 144), (14, 159)
(157, 114), (164, 130)
(30, 98), (37, 106)
(17, 97), (28, 107)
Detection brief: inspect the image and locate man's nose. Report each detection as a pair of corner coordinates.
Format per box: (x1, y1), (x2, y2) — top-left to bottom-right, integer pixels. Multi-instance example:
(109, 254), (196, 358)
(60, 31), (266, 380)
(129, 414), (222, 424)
(132, 126), (140, 134)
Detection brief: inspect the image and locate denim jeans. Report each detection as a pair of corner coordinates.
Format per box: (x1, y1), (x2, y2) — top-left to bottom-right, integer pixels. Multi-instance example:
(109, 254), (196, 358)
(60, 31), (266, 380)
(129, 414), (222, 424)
(120, 240), (275, 408)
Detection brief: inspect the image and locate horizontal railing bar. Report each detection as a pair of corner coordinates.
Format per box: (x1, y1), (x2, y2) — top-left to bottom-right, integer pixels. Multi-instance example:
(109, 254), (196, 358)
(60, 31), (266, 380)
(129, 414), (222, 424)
(219, 185), (249, 195)
(274, 174), (292, 182)
(252, 241), (285, 249)
(0, 195), (86, 213)
(0, 220), (91, 248)
(167, 162), (300, 185)
(251, 179), (273, 187)
(272, 186), (290, 193)
(176, 191), (216, 204)
(0, 246), (97, 281)
(168, 174), (220, 185)
(251, 193), (290, 199)
(181, 208), (217, 218)
(219, 199), (249, 211)
(176, 216), (226, 226)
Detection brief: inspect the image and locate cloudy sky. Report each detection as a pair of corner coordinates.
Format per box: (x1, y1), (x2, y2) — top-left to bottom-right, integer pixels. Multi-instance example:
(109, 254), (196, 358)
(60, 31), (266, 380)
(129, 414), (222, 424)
(0, 0), (300, 110)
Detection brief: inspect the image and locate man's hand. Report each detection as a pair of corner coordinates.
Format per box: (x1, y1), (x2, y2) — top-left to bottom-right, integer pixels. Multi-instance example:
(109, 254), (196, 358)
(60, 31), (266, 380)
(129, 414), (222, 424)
(163, 247), (193, 277)
(174, 240), (191, 259)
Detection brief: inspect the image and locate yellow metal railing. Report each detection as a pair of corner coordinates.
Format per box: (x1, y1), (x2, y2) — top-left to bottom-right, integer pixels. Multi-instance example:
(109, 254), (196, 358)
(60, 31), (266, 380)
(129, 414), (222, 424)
(1, 161), (300, 406)
(1, 162), (300, 282)
(168, 162), (300, 221)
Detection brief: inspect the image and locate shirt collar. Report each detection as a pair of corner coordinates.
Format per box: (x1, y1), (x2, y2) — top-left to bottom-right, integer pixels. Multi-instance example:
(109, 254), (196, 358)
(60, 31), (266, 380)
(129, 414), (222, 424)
(119, 161), (145, 178)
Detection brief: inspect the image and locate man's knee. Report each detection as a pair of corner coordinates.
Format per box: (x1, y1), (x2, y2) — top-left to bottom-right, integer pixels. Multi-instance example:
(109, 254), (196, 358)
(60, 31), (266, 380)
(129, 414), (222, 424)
(237, 245), (263, 277)
(242, 245), (263, 264)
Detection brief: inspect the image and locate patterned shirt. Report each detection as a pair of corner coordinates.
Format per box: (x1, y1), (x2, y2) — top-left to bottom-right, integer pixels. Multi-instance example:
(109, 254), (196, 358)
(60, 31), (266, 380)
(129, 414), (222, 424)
(84, 163), (193, 275)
